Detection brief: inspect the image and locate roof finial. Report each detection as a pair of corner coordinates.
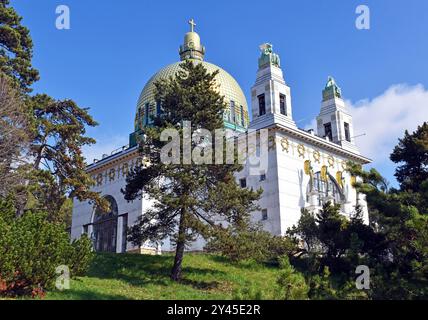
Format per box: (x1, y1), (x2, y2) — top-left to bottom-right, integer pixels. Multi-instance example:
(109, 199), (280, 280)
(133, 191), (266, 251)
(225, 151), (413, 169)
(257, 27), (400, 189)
(188, 18), (196, 32)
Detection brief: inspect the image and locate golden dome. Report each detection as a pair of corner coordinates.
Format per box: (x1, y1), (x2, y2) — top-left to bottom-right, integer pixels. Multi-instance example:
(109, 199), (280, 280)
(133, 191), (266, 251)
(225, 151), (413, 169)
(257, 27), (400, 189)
(133, 20), (249, 138)
(135, 60), (249, 132)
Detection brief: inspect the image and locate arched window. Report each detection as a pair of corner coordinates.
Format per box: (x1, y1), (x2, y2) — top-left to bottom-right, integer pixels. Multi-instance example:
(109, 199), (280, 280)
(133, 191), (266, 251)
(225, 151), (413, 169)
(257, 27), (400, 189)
(307, 172), (344, 206)
(93, 195), (118, 253)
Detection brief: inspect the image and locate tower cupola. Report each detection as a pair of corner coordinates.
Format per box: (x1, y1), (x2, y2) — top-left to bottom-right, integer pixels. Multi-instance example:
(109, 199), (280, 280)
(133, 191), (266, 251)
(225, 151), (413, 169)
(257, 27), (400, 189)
(179, 19), (206, 61)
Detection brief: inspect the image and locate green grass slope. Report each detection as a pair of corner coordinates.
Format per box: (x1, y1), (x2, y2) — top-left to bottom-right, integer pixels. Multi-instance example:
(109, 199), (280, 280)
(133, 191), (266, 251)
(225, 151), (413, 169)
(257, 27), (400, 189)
(47, 253), (281, 300)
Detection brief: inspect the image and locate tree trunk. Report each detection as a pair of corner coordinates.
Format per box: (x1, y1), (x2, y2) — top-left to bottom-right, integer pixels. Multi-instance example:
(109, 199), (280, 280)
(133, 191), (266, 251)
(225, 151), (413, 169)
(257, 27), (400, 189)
(171, 208), (187, 281)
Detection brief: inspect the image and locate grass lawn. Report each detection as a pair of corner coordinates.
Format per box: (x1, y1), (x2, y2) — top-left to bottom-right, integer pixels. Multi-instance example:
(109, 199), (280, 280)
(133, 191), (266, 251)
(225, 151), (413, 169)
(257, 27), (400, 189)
(47, 253), (281, 300)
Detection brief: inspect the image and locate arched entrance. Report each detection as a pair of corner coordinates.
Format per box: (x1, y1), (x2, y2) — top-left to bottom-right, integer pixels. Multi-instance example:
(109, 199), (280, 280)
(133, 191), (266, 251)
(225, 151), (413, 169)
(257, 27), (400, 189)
(93, 195), (118, 253)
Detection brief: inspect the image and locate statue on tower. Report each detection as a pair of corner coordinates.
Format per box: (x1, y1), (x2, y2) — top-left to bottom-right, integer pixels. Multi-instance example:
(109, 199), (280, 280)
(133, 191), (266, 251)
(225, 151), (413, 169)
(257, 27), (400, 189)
(323, 76), (342, 101)
(258, 43), (281, 69)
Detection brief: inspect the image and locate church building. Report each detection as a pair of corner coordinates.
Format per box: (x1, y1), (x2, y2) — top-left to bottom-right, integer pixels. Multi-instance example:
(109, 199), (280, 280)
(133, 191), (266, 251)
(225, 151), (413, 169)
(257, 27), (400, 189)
(71, 20), (371, 254)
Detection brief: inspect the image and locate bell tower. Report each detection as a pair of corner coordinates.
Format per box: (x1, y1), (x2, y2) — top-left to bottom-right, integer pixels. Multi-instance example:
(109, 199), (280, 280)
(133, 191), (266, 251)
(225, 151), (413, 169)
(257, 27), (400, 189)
(249, 43), (296, 130)
(316, 77), (359, 153)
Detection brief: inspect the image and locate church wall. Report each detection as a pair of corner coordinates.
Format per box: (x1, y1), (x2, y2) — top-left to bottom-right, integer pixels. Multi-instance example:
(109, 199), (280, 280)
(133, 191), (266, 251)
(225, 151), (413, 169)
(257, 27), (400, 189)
(273, 130), (368, 234)
(71, 153), (156, 253)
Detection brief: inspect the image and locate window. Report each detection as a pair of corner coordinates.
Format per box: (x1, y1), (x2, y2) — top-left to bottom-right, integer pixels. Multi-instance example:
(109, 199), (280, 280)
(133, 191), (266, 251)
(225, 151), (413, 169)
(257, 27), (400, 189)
(230, 101), (236, 123)
(240, 105), (245, 127)
(144, 103), (149, 125)
(344, 122), (351, 142)
(83, 224), (89, 235)
(239, 178), (247, 188)
(279, 94), (287, 115)
(262, 209), (268, 221)
(324, 123), (333, 141)
(307, 172), (344, 206)
(156, 100), (162, 116)
(258, 94), (266, 116)
(260, 173), (266, 182)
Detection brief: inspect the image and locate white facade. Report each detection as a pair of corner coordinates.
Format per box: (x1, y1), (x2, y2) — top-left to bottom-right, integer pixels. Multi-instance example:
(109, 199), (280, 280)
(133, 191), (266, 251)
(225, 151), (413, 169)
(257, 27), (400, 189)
(71, 39), (371, 254)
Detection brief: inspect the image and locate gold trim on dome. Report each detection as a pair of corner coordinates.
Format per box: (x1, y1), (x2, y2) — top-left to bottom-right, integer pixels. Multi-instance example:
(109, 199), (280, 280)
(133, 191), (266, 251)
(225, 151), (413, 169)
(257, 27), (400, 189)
(136, 60), (249, 131)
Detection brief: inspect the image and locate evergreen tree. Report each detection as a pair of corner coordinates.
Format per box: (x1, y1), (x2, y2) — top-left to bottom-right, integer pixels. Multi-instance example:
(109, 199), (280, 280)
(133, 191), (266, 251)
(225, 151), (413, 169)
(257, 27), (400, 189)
(25, 94), (106, 218)
(391, 122), (428, 192)
(350, 154), (428, 299)
(276, 255), (308, 300)
(0, 1), (106, 217)
(123, 61), (261, 281)
(0, 0), (39, 92)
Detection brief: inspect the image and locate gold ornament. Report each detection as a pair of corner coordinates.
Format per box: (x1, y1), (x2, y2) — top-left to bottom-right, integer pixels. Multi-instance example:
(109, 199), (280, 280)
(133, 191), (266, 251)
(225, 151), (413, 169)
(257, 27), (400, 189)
(280, 137), (289, 152)
(121, 162), (129, 177)
(321, 165), (328, 181)
(313, 150), (321, 163)
(304, 160), (312, 175)
(109, 168), (116, 182)
(336, 171), (343, 188)
(297, 144), (305, 158)
(268, 136), (276, 151)
(327, 156), (335, 168)
(96, 173), (103, 186)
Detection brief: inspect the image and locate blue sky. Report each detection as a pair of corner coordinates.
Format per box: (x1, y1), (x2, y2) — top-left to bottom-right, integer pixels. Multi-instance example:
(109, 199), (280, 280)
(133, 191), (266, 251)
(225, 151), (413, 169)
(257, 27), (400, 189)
(12, 0), (428, 186)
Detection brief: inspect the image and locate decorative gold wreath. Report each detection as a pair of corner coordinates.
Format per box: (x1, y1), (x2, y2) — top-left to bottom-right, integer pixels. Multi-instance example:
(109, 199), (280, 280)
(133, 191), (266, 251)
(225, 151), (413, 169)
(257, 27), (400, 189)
(121, 162), (129, 177)
(96, 173), (103, 186)
(280, 137), (289, 152)
(268, 136), (276, 151)
(313, 150), (321, 163)
(297, 144), (305, 158)
(109, 168), (115, 182)
(327, 156), (335, 168)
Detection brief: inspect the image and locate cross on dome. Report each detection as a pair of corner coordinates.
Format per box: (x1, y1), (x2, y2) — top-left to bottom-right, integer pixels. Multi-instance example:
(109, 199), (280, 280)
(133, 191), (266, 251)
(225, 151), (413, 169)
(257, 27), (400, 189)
(188, 18), (196, 32)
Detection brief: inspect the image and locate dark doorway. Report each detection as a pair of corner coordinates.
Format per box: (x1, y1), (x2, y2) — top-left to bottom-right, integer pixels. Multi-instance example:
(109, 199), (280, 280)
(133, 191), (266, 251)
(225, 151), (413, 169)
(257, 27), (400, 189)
(93, 195), (118, 253)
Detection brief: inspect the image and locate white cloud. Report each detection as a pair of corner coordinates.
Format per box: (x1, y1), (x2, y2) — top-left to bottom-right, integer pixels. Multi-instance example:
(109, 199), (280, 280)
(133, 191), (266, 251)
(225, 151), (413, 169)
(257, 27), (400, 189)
(82, 135), (129, 165)
(346, 84), (428, 164)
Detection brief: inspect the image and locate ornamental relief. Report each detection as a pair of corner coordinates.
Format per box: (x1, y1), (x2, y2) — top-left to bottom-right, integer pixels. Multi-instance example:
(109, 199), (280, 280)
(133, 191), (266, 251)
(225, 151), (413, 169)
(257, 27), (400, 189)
(275, 135), (351, 174)
(91, 157), (145, 187)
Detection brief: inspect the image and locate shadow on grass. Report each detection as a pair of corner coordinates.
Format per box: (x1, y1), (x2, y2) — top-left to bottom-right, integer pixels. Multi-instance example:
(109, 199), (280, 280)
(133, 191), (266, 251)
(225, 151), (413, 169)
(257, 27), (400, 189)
(179, 278), (221, 290)
(86, 253), (228, 289)
(55, 289), (131, 300)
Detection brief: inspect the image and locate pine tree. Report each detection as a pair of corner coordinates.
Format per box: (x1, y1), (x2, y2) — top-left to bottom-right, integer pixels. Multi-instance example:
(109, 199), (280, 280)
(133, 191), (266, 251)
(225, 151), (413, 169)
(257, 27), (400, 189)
(0, 0), (39, 92)
(390, 122), (428, 192)
(123, 61), (261, 281)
